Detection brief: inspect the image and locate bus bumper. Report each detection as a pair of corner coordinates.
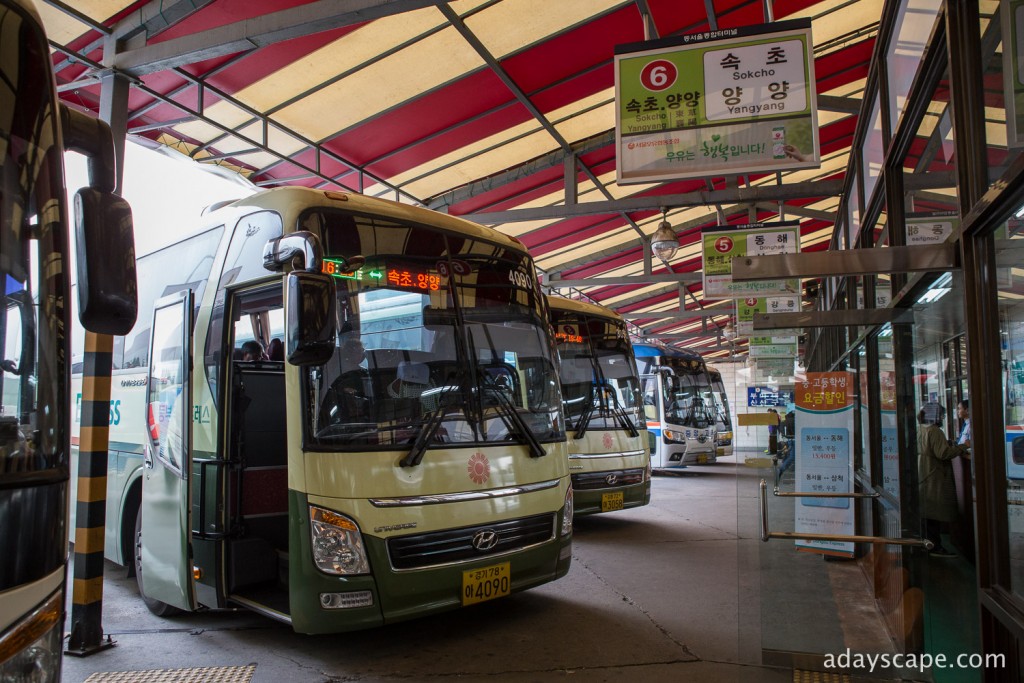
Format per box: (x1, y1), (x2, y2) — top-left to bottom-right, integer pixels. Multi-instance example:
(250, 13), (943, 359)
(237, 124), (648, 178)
(572, 481), (650, 516)
(288, 499), (572, 634)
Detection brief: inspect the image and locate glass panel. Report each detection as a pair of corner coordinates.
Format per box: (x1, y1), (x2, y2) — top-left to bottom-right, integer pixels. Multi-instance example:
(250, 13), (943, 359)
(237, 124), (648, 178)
(998, 214), (1024, 599)
(147, 301), (188, 474)
(902, 69), (959, 221)
(862, 95), (886, 210)
(887, 0), (942, 132)
(991, 0), (1024, 185)
(848, 176), (862, 246)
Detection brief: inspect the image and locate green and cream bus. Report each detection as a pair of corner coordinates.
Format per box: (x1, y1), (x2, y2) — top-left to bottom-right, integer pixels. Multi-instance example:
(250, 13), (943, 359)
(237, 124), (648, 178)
(547, 296), (650, 515)
(70, 186), (573, 634)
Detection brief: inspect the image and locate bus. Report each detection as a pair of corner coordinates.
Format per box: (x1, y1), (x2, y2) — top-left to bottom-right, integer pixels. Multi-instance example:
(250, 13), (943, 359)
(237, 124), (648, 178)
(707, 365), (734, 459)
(634, 344), (717, 468)
(1, 0), (137, 678)
(69, 185), (573, 634)
(546, 296), (650, 515)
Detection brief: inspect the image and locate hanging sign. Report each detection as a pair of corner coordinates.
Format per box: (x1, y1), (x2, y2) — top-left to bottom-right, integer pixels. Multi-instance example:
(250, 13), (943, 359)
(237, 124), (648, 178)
(736, 296), (800, 336)
(702, 222), (800, 299)
(1002, 0), (1024, 147)
(614, 19), (819, 183)
(754, 358), (795, 379)
(794, 371), (855, 557)
(905, 211), (959, 246)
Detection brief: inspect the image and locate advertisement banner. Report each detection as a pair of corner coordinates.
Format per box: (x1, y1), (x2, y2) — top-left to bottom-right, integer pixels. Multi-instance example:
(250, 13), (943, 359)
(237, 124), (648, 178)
(747, 387), (793, 407)
(702, 222), (801, 299)
(794, 371), (855, 557)
(614, 20), (819, 183)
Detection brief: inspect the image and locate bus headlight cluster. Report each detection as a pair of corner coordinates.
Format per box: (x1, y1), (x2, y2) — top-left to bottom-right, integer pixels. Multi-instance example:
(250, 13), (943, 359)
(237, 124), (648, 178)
(663, 429), (686, 444)
(561, 486), (573, 536)
(310, 506), (370, 575)
(0, 591), (62, 683)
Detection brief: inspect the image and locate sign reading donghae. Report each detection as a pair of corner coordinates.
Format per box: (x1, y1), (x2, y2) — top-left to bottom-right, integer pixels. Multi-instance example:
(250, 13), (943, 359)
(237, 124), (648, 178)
(614, 19), (820, 183)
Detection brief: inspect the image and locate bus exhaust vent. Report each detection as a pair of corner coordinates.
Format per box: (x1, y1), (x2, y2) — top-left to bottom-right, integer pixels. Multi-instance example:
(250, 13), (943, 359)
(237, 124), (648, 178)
(85, 664), (256, 683)
(388, 513), (555, 570)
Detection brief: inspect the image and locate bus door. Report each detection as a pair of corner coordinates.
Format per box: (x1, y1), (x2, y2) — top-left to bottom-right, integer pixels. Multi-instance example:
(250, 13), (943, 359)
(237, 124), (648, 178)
(140, 291), (195, 611)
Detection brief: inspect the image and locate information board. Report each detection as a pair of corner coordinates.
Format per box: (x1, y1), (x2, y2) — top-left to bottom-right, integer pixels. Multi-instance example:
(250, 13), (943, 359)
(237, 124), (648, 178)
(614, 19), (819, 183)
(702, 222), (801, 299)
(794, 371), (855, 557)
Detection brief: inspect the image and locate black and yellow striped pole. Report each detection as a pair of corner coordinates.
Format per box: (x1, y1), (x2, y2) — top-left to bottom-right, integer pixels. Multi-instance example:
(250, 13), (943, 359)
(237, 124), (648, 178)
(65, 330), (116, 655)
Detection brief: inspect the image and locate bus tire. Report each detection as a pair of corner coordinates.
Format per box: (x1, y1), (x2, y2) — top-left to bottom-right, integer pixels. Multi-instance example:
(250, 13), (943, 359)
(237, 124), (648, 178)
(134, 509), (182, 617)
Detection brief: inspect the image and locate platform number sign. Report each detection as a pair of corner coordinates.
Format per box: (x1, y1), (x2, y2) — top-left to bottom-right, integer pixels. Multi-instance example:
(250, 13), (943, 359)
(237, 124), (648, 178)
(614, 19), (819, 183)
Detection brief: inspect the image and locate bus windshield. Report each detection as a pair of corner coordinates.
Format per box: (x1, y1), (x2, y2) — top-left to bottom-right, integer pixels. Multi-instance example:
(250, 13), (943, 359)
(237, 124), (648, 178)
(710, 371), (732, 426)
(660, 363), (714, 428)
(304, 209), (563, 450)
(553, 313), (641, 435)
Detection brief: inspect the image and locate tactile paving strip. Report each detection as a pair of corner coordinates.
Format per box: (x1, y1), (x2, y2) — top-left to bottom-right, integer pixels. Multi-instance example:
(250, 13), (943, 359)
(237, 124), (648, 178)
(84, 664), (256, 683)
(793, 670), (850, 683)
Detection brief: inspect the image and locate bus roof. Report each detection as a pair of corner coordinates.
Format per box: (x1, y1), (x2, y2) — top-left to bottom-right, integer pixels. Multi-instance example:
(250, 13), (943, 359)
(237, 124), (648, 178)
(545, 295), (624, 322)
(204, 186), (526, 253)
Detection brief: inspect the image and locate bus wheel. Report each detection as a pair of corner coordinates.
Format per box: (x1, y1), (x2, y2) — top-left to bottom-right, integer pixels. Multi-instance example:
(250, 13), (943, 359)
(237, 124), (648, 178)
(134, 509), (182, 617)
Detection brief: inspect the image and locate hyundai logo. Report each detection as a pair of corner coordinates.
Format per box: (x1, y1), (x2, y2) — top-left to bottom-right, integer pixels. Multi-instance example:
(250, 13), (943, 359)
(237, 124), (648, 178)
(605, 474), (619, 486)
(472, 529), (499, 551)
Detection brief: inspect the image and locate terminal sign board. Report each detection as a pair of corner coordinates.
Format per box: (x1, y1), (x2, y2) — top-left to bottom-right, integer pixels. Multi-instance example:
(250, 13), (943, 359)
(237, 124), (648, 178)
(702, 222), (801, 299)
(747, 386), (792, 407)
(614, 19), (819, 183)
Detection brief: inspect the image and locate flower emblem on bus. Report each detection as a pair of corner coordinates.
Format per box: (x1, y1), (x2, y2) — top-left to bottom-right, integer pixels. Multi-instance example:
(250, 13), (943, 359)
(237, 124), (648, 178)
(467, 452), (490, 484)
(602, 433), (614, 450)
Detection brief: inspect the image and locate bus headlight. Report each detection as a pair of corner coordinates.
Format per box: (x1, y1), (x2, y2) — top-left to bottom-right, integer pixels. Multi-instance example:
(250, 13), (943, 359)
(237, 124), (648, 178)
(663, 429), (686, 444)
(0, 590), (62, 683)
(310, 506), (370, 575)
(561, 486), (573, 536)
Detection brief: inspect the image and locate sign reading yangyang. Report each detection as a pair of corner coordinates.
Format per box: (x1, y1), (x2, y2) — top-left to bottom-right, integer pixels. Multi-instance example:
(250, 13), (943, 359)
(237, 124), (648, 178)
(614, 19), (819, 184)
(701, 221), (801, 299)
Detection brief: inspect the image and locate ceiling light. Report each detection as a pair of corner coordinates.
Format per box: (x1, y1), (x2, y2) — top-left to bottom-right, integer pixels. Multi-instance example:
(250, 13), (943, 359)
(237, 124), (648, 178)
(651, 208), (678, 261)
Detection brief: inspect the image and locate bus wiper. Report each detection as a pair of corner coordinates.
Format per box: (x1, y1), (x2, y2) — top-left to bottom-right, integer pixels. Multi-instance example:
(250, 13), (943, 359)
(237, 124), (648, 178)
(573, 385), (596, 439)
(483, 378), (546, 458)
(607, 389), (639, 438)
(399, 376), (462, 468)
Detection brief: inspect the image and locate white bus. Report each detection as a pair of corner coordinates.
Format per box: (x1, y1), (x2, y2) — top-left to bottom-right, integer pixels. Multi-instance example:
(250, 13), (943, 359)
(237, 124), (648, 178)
(707, 365), (734, 459)
(70, 186), (573, 634)
(634, 344), (717, 467)
(547, 296), (650, 515)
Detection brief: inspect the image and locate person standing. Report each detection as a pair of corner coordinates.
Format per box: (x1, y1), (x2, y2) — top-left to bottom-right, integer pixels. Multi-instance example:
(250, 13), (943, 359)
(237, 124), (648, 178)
(956, 399), (971, 447)
(918, 402), (969, 557)
(767, 408), (780, 454)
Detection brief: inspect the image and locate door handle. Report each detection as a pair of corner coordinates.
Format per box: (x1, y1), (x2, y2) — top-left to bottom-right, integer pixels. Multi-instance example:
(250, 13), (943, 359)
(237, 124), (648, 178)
(143, 444), (154, 469)
(758, 479), (932, 548)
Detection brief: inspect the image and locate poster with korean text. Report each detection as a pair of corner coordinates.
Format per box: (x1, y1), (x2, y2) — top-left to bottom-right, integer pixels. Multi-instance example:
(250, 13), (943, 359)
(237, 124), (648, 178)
(702, 222), (800, 299)
(794, 371), (855, 557)
(615, 19), (819, 183)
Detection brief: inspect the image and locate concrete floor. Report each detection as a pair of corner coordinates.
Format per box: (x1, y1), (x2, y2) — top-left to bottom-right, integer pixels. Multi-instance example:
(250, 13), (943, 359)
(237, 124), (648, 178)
(60, 456), (878, 682)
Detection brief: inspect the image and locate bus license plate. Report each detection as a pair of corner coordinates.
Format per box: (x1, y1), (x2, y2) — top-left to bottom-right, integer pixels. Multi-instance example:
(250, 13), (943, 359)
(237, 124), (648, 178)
(462, 562), (511, 606)
(601, 491), (625, 512)
(696, 454), (708, 464)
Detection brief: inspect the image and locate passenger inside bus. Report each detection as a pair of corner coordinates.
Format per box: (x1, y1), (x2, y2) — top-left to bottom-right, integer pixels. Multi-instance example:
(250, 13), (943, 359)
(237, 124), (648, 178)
(240, 340), (266, 361)
(267, 338), (284, 361)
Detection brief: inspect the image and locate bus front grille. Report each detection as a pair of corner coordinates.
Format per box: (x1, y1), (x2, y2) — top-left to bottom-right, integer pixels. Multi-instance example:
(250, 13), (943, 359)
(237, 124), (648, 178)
(571, 469), (645, 490)
(387, 513), (556, 570)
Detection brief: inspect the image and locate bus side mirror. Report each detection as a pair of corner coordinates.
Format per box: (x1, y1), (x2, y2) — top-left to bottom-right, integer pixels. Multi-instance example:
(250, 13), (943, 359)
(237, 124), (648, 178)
(75, 187), (138, 336)
(286, 271), (336, 366)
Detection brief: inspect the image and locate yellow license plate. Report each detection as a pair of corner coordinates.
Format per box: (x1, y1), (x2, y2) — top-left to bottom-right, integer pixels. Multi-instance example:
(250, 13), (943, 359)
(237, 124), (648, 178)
(462, 562), (511, 606)
(601, 491), (625, 512)
(696, 454), (708, 464)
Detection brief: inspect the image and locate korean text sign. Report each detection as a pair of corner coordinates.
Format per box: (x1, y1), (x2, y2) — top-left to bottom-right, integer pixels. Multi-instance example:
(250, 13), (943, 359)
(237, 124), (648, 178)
(702, 222), (800, 299)
(614, 19), (820, 183)
(794, 371), (855, 557)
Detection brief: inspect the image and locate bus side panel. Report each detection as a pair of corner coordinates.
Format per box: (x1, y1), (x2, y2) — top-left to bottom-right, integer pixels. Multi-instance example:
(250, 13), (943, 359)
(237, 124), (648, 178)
(0, 481), (67, 593)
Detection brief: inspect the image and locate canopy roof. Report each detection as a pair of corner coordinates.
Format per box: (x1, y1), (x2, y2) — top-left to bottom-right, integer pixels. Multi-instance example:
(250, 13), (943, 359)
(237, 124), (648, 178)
(42, 0), (935, 359)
